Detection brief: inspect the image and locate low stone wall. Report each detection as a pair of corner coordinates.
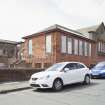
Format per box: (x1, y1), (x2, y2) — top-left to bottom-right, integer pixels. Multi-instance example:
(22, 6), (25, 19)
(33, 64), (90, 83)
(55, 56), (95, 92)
(0, 68), (43, 82)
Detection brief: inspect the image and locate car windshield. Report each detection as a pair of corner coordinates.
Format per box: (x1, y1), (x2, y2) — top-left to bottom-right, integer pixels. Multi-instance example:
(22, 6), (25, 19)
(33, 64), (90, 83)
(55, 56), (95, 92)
(94, 62), (105, 69)
(46, 63), (66, 71)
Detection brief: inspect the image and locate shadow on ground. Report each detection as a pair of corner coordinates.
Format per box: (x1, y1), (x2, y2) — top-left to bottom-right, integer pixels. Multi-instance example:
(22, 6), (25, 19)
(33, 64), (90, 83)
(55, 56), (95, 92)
(33, 81), (100, 93)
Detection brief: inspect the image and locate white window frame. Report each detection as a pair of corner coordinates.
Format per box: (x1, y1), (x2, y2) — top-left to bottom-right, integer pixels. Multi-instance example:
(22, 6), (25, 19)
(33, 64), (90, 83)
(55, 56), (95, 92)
(104, 44), (105, 53)
(67, 38), (72, 54)
(61, 35), (67, 53)
(28, 39), (32, 55)
(102, 43), (105, 53)
(74, 39), (78, 55)
(45, 35), (52, 53)
(98, 42), (101, 52)
(100, 42), (103, 52)
(79, 40), (83, 56)
(89, 43), (91, 56)
(84, 42), (88, 56)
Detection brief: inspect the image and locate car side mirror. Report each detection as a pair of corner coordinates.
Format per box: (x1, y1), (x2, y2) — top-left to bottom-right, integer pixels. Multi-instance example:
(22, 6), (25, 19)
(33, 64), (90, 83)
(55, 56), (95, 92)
(64, 68), (69, 72)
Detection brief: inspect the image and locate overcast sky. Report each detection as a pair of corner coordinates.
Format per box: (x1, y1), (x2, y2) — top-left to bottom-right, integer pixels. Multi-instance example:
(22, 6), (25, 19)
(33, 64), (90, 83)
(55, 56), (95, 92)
(0, 0), (105, 41)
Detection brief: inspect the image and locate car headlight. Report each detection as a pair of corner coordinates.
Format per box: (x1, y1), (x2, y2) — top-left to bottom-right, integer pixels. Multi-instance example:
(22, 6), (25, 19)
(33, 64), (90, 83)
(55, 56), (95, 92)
(39, 75), (50, 80)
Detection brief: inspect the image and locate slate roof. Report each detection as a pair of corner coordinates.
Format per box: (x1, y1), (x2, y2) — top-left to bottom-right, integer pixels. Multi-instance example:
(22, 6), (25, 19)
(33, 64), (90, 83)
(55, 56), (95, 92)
(0, 39), (18, 44)
(77, 25), (99, 33)
(77, 22), (104, 39)
(23, 24), (84, 39)
(23, 23), (104, 40)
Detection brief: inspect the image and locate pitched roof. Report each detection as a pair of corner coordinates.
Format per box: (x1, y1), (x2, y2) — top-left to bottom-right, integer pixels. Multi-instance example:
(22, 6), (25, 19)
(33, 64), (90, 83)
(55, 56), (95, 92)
(23, 24), (84, 39)
(77, 22), (105, 35)
(77, 25), (99, 33)
(23, 23), (104, 40)
(76, 23), (104, 39)
(0, 39), (18, 44)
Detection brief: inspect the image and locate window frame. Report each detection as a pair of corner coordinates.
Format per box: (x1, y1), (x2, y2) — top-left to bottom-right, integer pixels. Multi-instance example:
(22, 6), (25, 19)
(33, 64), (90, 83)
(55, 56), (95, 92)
(79, 40), (83, 56)
(84, 42), (88, 56)
(67, 37), (72, 54)
(89, 43), (91, 56)
(45, 34), (52, 53)
(28, 39), (32, 55)
(74, 39), (79, 55)
(64, 63), (85, 70)
(61, 35), (67, 53)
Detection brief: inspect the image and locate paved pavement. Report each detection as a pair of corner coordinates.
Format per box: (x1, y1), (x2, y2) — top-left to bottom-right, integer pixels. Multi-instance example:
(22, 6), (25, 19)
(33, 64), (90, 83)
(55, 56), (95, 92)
(0, 79), (105, 105)
(0, 81), (31, 94)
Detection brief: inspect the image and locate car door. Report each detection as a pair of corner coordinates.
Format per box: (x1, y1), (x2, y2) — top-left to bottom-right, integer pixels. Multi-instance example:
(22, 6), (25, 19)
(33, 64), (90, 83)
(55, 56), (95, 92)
(68, 63), (81, 83)
(61, 63), (78, 84)
(62, 63), (86, 85)
(72, 63), (86, 82)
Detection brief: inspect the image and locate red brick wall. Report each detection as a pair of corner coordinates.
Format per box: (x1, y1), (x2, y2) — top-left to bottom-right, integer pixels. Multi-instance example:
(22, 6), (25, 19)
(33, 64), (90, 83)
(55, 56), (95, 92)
(32, 34), (45, 58)
(0, 69), (43, 82)
(54, 31), (97, 67)
(23, 33), (55, 68)
(23, 30), (105, 68)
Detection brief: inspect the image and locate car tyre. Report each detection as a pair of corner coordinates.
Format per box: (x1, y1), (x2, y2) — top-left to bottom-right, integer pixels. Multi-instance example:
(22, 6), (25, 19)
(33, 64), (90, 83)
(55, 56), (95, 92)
(84, 75), (90, 85)
(53, 79), (63, 91)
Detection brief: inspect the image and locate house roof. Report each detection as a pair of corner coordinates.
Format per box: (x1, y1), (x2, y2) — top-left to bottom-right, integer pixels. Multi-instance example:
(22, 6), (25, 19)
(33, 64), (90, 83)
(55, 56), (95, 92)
(23, 23), (105, 41)
(77, 22), (105, 35)
(0, 39), (18, 45)
(77, 25), (99, 33)
(76, 22), (105, 39)
(23, 24), (84, 39)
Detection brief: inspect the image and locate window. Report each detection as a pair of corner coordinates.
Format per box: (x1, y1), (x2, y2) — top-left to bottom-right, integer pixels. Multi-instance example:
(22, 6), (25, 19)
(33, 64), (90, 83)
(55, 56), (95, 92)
(69, 63), (79, 70)
(98, 42), (101, 52)
(61, 35), (67, 53)
(64, 63), (85, 70)
(102, 43), (105, 53)
(98, 42), (105, 53)
(89, 43), (91, 56)
(46, 35), (52, 53)
(77, 63), (85, 68)
(84, 42), (88, 56)
(100, 42), (103, 52)
(64, 63), (77, 70)
(64, 64), (71, 69)
(79, 40), (83, 55)
(104, 44), (105, 53)
(0, 49), (3, 55)
(74, 39), (78, 55)
(67, 38), (72, 54)
(28, 40), (32, 55)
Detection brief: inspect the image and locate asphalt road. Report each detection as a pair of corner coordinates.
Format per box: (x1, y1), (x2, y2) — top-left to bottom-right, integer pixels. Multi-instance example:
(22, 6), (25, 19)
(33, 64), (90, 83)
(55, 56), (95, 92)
(0, 79), (105, 105)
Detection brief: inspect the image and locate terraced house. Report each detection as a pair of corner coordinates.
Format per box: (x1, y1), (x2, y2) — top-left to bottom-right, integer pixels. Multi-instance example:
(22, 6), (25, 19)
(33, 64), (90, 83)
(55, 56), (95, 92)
(0, 39), (19, 68)
(22, 22), (105, 68)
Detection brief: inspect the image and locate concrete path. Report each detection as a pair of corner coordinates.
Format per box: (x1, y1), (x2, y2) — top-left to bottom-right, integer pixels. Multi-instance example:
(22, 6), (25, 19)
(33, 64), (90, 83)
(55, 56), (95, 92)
(0, 79), (105, 105)
(0, 81), (31, 94)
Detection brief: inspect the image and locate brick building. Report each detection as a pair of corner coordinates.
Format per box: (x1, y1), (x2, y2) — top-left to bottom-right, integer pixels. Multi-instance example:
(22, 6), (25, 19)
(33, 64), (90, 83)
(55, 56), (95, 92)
(22, 22), (105, 68)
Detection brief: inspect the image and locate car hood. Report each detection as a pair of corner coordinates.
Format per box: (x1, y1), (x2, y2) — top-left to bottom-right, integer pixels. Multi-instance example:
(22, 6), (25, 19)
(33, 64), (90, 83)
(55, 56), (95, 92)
(31, 71), (58, 78)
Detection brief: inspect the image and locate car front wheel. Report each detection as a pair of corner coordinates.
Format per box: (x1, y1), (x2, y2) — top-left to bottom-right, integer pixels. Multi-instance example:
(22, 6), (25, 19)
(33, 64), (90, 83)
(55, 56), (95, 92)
(84, 75), (90, 85)
(53, 79), (63, 91)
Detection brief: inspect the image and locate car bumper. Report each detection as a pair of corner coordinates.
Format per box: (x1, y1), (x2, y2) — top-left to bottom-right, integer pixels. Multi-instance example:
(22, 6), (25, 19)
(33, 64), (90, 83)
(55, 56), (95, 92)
(29, 79), (53, 89)
(91, 73), (105, 78)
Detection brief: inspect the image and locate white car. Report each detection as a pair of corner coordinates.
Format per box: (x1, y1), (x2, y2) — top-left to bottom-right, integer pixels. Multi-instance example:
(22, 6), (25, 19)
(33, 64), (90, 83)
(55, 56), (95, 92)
(29, 62), (91, 91)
